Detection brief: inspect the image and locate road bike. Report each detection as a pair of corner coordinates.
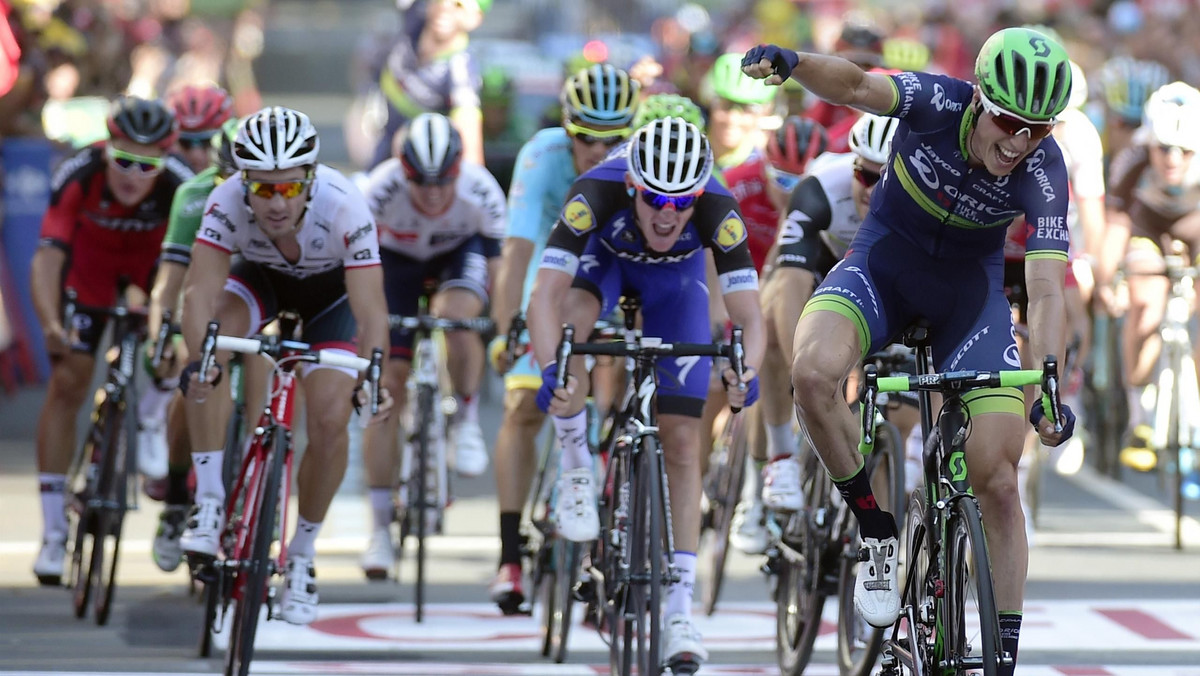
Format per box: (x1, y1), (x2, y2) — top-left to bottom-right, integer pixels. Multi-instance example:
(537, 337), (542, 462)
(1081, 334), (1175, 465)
(561, 296), (746, 676)
(189, 321), (381, 676)
(767, 346), (908, 676)
(64, 284), (145, 626)
(387, 308), (493, 622)
(870, 324), (1064, 676)
(698, 387), (749, 618)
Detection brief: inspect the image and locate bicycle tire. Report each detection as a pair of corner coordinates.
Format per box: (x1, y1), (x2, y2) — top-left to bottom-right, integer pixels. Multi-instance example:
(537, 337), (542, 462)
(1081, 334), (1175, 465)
(897, 488), (933, 676)
(224, 430), (285, 676)
(414, 384), (435, 623)
(642, 438), (664, 676)
(550, 540), (580, 663)
(701, 411), (748, 616)
(606, 444), (634, 676)
(94, 401), (135, 626)
(536, 538), (557, 657)
(943, 496), (1001, 676)
(71, 416), (103, 619)
(837, 421), (905, 676)
(776, 452), (829, 676)
(198, 565), (221, 658)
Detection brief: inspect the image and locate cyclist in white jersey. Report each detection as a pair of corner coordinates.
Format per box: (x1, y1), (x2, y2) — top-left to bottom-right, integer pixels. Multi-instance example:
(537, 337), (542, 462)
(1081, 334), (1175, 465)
(485, 64), (640, 613)
(179, 107), (393, 625)
(357, 112), (507, 579)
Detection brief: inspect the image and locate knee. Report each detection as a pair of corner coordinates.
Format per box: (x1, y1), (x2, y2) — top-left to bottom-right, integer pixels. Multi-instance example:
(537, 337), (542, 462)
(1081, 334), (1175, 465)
(791, 350), (836, 410)
(47, 364), (91, 408)
(504, 389), (545, 431)
(310, 400), (353, 444)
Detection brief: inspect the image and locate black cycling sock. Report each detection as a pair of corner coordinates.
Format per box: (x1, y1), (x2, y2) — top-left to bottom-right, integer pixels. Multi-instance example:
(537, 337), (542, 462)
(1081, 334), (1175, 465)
(999, 611), (1022, 676)
(833, 465), (897, 541)
(499, 512), (522, 565)
(165, 464), (192, 506)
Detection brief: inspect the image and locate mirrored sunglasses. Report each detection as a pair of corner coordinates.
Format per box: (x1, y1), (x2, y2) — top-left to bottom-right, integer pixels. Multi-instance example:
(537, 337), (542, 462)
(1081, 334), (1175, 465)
(107, 146), (164, 174)
(564, 120), (630, 147)
(979, 91), (1056, 140)
(766, 165), (802, 192)
(638, 188), (701, 211)
(853, 164), (882, 188)
(245, 179), (312, 199)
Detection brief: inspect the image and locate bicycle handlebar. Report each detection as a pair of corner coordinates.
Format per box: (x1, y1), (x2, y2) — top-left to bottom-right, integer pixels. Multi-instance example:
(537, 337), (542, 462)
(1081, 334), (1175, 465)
(213, 334), (373, 372)
(505, 311), (526, 367)
(388, 314), (495, 333)
(150, 309), (174, 371)
(859, 355), (1063, 451)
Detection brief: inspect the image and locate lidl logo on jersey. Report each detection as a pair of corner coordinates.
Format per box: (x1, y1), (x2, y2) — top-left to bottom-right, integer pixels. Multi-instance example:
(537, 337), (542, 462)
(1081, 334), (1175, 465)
(562, 194), (595, 235)
(714, 210), (748, 251)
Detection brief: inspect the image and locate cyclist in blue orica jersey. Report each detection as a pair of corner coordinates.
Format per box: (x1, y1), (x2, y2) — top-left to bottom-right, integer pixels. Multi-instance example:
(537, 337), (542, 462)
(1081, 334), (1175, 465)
(743, 27), (1078, 676)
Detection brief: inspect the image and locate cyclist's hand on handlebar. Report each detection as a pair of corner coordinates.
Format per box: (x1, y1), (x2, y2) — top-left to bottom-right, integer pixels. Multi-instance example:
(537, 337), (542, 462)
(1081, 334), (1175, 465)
(721, 367), (759, 410)
(179, 360), (222, 402)
(1030, 398), (1076, 447)
(741, 44), (799, 85)
(351, 382), (394, 425)
(536, 363), (576, 415)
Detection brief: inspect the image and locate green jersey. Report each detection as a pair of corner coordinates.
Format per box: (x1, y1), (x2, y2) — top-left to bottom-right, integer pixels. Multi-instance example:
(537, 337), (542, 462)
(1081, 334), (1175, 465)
(162, 166), (221, 267)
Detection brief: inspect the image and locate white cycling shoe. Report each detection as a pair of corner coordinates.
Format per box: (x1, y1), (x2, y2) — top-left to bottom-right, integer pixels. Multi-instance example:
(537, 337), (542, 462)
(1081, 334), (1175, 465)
(279, 555), (319, 625)
(663, 614), (708, 668)
(854, 535), (901, 628)
(361, 528), (393, 581)
(180, 495), (224, 558)
(762, 455), (804, 512)
(554, 467), (600, 542)
(449, 419), (489, 477)
(729, 499), (768, 555)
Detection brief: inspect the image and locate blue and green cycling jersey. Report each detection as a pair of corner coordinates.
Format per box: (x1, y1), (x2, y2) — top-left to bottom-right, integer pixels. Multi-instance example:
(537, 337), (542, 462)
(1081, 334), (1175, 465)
(873, 71), (1070, 261)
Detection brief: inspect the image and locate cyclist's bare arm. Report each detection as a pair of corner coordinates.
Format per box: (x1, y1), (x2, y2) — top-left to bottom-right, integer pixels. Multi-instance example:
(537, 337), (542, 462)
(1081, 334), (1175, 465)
(489, 237), (533, 336)
(1025, 256), (1070, 444)
(181, 243), (231, 357)
(527, 268), (572, 375)
(724, 288), (766, 372)
(345, 265), (390, 359)
(1077, 195), (1108, 267)
(450, 107), (484, 166)
(30, 245), (68, 349)
(769, 267), (816, 364)
(744, 51), (897, 116)
(1098, 208), (1134, 310)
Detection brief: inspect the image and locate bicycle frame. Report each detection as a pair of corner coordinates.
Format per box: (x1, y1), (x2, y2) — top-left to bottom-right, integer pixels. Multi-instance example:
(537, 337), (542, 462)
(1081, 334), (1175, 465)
(865, 341), (1059, 676)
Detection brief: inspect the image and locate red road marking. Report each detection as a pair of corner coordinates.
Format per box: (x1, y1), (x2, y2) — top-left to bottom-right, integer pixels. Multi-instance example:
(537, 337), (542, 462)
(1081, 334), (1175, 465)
(1095, 608), (1193, 640)
(1054, 667), (1114, 675)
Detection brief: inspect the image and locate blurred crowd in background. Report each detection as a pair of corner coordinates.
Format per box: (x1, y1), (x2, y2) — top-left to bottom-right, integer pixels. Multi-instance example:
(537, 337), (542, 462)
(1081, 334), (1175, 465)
(1, 0), (1199, 391)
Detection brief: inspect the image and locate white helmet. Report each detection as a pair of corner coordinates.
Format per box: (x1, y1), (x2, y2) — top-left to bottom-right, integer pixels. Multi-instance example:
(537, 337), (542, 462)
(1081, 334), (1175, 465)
(848, 113), (898, 165)
(626, 117), (713, 196)
(1142, 81), (1200, 151)
(234, 106), (320, 171)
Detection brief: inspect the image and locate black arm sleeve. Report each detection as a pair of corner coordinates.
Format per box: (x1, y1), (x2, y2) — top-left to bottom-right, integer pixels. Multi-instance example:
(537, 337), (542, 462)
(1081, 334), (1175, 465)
(775, 176), (833, 273)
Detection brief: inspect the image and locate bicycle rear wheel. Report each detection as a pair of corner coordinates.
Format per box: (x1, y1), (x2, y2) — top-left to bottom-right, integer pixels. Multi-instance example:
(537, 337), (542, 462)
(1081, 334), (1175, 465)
(701, 411), (747, 616)
(837, 421), (905, 676)
(547, 539), (580, 663)
(224, 431), (284, 676)
(776, 452), (829, 676)
(413, 385), (435, 623)
(943, 497), (1001, 676)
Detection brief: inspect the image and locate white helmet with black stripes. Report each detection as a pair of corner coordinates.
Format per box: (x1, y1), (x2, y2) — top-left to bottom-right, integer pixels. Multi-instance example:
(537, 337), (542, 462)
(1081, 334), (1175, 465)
(234, 106), (320, 171)
(626, 116), (713, 196)
(848, 113), (899, 165)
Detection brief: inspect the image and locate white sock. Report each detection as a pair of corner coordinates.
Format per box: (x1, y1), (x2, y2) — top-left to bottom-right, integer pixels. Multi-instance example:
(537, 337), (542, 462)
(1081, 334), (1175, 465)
(289, 517), (322, 559)
(138, 385), (174, 425)
(1126, 386), (1146, 429)
(666, 551), (697, 619)
(553, 410), (592, 472)
(39, 473), (68, 541)
(369, 488), (394, 531)
(456, 393), (479, 424)
(192, 451), (225, 502)
(766, 422), (797, 460)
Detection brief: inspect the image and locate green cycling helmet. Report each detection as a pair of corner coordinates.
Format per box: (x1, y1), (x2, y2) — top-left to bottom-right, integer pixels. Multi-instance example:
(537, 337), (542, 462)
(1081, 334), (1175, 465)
(212, 117), (241, 177)
(975, 26), (1072, 121)
(706, 53), (776, 106)
(633, 94), (705, 132)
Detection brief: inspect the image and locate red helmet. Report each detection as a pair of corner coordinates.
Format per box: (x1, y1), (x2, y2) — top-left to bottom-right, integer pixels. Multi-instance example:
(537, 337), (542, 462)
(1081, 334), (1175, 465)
(167, 84), (234, 134)
(767, 116), (828, 176)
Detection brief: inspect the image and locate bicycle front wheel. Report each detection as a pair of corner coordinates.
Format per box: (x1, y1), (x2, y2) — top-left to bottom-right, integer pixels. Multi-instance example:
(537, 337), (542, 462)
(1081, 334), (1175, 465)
(701, 411), (747, 616)
(943, 497), (1002, 676)
(548, 539), (581, 663)
(94, 401), (135, 626)
(776, 452), (829, 676)
(224, 431), (285, 676)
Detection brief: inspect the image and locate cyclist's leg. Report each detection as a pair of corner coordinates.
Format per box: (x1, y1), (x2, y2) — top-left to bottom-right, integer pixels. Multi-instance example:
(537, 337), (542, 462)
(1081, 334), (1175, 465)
(490, 380), (545, 608)
(1121, 238), (1167, 467)
(34, 325), (100, 582)
(432, 239), (490, 476)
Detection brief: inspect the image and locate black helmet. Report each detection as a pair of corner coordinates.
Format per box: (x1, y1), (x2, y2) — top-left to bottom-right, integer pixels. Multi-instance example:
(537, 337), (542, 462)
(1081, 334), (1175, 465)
(107, 95), (179, 149)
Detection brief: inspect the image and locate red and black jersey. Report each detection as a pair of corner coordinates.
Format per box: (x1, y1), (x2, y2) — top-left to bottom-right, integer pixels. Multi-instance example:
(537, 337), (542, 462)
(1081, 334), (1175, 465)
(39, 143), (193, 307)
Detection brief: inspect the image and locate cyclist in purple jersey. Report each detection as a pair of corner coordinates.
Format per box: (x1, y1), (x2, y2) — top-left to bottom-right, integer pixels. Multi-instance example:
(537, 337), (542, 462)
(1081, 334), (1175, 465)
(743, 27), (1078, 675)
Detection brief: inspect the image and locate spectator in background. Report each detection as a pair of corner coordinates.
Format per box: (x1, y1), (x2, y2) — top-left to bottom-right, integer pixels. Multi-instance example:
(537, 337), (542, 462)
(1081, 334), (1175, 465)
(370, 0), (489, 168)
(166, 82), (234, 173)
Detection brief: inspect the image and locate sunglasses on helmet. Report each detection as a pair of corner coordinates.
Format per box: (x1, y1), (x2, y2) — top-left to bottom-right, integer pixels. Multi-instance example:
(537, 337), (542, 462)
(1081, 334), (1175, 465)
(564, 120), (631, 147)
(106, 146), (164, 174)
(637, 187), (702, 211)
(765, 164), (802, 193)
(978, 90), (1056, 140)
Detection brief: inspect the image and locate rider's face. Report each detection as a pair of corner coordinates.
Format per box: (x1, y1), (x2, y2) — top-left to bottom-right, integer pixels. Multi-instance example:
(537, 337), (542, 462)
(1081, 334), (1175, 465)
(243, 167), (312, 239)
(850, 158), (884, 220)
(1149, 142), (1195, 187)
(629, 179), (697, 253)
(105, 139), (166, 207)
(708, 97), (767, 156)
